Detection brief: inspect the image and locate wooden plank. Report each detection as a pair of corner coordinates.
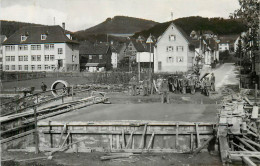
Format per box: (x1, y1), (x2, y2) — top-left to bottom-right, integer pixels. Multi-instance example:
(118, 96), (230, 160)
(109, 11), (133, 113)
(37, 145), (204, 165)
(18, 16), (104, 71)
(235, 136), (257, 151)
(139, 123), (147, 149)
(109, 135), (113, 150)
(244, 96), (253, 106)
(1, 130), (34, 144)
(230, 142), (248, 151)
(195, 123), (200, 147)
(243, 137), (260, 149)
(193, 136), (214, 155)
(42, 129), (213, 135)
(116, 135), (120, 149)
(147, 132), (155, 150)
(190, 133), (194, 152)
(57, 123), (67, 148)
(125, 131), (134, 149)
(251, 106), (259, 119)
(60, 132), (70, 148)
(219, 136), (229, 163)
(242, 157), (257, 166)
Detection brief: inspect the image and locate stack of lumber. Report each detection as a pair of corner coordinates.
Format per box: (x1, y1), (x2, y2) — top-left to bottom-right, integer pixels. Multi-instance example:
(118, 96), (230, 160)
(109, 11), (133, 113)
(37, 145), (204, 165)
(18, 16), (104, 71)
(218, 91), (260, 166)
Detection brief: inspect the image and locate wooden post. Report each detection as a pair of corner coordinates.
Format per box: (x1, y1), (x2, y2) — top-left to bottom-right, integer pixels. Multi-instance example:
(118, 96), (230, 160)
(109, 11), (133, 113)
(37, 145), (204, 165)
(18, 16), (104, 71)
(195, 123), (200, 147)
(33, 106), (39, 154)
(139, 123), (147, 149)
(255, 84), (258, 105)
(49, 121), (53, 148)
(176, 123), (179, 150)
(190, 133), (194, 152)
(121, 129), (125, 148)
(72, 86), (74, 101)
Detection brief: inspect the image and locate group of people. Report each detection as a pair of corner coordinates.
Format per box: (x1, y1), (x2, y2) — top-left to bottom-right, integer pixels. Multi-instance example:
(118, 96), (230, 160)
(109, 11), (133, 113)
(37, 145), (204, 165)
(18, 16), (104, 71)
(129, 73), (216, 103)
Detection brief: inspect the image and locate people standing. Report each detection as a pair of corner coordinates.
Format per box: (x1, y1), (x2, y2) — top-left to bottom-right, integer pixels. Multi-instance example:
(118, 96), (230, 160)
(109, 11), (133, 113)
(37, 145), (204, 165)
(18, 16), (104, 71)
(157, 75), (163, 94)
(143, 76), (149, 96)
(41, 82), (47, 92)
(129, 75), (137, 96)
(161, 79), (169, 103)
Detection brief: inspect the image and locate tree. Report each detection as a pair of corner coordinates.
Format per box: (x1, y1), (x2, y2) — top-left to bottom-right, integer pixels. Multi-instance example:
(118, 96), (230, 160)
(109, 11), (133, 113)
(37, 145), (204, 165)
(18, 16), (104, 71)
(234, 0), (260, 72)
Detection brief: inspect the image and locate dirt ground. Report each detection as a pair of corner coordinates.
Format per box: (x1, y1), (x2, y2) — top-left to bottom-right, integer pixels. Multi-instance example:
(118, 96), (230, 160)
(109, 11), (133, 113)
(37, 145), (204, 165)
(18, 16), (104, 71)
(1, 151), (222, 166)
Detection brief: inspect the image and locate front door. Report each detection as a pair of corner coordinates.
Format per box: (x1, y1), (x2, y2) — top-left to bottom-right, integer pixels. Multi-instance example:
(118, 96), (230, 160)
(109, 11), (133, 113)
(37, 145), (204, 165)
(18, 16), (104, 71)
(58, 60), (63, 69)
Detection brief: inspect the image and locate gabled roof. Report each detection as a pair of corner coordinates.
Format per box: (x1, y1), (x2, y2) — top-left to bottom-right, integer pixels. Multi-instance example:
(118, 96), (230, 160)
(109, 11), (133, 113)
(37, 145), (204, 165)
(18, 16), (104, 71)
(3, 25), (78, 45)
(156, 22), (194, 46)
(79, 42), (110, 55)
(219, 34), (240, 44)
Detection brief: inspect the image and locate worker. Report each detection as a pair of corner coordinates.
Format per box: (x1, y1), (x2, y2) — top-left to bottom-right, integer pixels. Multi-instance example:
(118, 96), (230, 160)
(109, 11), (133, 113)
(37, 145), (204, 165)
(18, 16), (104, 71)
(211, 73), (215, 91)
(173, 76), (179, 93)
(188, 76), (196, 94)
(129, 75), (137, 96)
(168, 75), (174, 92)
(143, 76), (149, 96)
(161, 79), (169, 103)
(157, 75), (163, 94)
(41, 82), (47, 92)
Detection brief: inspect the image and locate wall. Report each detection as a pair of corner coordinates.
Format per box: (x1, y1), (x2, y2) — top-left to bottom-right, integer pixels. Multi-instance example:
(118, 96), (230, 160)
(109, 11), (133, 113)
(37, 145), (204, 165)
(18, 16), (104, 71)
(154, 24), (191, 73)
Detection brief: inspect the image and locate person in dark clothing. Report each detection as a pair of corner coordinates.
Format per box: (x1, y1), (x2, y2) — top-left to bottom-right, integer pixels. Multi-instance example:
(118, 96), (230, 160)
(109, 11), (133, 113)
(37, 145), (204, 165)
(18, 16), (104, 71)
(41, 82), (47, 92)
(168, 75), (174, 92)
(161, 79), (169, 103)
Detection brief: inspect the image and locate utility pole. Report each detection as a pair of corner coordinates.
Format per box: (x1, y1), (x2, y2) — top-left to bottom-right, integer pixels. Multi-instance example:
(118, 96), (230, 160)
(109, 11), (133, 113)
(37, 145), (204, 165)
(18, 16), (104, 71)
(146, 34), (154, 87)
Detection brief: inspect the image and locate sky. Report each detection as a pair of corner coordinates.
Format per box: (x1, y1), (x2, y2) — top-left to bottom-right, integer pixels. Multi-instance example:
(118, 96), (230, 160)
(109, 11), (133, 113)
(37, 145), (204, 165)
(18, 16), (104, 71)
(0, 0), (240, 32)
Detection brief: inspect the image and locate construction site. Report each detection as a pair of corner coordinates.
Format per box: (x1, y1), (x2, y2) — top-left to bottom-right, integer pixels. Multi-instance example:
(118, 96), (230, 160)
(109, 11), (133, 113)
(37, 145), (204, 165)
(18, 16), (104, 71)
(1, 63), (260, 166)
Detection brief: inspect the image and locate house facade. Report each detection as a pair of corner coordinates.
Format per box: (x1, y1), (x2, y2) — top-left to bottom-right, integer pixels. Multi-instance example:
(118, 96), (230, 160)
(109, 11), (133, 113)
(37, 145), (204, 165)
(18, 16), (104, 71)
(154, 23), (195, 73)
(0, 35), (7, 70)
(2, 25), (79, 72)
(79, 42), (112, 72)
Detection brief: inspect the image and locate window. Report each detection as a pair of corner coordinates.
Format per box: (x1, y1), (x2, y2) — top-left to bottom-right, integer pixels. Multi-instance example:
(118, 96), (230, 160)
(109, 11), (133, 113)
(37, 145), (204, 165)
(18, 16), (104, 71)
(99, 55), (103, 60)
(166, 46), (174, 52)
(41, 34), (47, 40)
(72, 55), (75, 62)
(24, 65), (28, 70)
(37, 65), (41, 70)
(167, 56), (174, 63)
(169, 35), (176, 41)
(31, 55), (36, 61)
(50, 55), (55, 61)
(31, 45), (41, 50)
(24, 55), (28, 61)
(6, 46), (15, 51)
(6, 56), (10, 61)
(37, 55), (41, 61)
(45, 55), (50, 61)
(21, 35), (27, 41)
(177, 56), (184, 62)
(176, 46), (184, 52)
(45, 65), (49, 70)
(19, 56), (23, 61)
(5, 65), (9, 70)
(19, 45), (28, 51)
(31, 65), (35, 70)
(158, 61), (162, 71)
(58, 48), (63, 54)
(18, 65), (22, 70)
(44, 44), (54, 50)
(11, 56), (15, 61)
(11, 65), (15, 70)
(51, 65), (55, 70)
(89, 55), (92, 60)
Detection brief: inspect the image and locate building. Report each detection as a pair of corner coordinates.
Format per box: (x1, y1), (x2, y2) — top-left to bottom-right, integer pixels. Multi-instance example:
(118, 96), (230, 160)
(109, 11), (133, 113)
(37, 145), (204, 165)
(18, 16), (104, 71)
(218, 35), (240, 52)
(154, 23), (195, 73)
(2, 25), (79, 72)
(79, 42), (112, 72)
(0, 35), (7, 70)
(110, 45), (119, 68)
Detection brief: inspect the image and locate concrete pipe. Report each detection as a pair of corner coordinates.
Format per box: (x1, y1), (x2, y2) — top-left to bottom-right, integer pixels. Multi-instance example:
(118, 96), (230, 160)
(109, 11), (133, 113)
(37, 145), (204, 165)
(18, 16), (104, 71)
(51, 80), (70, 97)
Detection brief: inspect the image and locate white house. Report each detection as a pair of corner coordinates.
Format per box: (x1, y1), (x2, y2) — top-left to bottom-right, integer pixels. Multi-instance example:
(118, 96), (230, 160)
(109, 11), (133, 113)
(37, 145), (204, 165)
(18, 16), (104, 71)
(154, 23), (195, 73)
(0, 35), (7, 70)
(2, 25), (79, 72)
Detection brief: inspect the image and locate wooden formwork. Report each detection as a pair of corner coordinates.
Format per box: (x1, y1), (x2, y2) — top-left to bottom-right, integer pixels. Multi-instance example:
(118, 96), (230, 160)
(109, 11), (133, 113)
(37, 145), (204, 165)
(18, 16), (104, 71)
(38, 121), (215, 153)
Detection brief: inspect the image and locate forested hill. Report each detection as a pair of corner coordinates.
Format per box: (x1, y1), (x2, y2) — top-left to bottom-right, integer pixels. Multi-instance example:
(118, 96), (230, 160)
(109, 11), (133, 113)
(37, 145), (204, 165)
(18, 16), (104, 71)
(1, 20), (44, 37)
(134, 16), (247, 38)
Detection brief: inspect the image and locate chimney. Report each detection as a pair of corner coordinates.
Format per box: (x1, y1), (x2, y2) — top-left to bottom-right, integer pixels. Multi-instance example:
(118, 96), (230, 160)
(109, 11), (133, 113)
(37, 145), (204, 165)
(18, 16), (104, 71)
(62, 22), (65, 30)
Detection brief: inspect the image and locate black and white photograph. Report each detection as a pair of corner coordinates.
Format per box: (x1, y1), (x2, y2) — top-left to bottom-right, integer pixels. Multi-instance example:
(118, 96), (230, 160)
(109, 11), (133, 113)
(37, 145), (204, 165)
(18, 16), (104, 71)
(0, 0), (259, 165)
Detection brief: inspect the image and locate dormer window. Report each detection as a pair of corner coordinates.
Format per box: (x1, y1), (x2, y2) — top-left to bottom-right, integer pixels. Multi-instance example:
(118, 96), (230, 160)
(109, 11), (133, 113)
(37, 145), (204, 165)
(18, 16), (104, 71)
(169, 35), (176, 41)
(41, 34), (47, 40)
(21, 35), (27, 41)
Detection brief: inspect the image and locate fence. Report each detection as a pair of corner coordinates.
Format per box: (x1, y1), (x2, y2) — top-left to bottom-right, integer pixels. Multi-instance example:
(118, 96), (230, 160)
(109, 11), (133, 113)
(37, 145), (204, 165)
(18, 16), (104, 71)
(0, 71), (46, 82)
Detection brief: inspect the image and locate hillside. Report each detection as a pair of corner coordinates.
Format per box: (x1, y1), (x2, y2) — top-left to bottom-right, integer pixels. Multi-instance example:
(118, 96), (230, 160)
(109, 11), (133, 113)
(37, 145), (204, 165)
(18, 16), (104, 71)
(74, 16), (158, 40)
(0, 20), (44, 37)
(134, 16), (247, 38)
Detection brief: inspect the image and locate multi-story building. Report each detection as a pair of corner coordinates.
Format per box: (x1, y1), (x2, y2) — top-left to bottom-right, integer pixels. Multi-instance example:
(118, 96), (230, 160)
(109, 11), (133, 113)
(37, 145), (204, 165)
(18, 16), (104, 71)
(154, 23), (195, 73)
(0, 35), (7, 70)
(2, 25), (79, 72)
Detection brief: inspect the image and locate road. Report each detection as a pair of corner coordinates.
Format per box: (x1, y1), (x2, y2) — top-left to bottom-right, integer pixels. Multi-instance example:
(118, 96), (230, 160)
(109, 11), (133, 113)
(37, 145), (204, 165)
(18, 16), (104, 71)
(203, 63), (239, 91)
